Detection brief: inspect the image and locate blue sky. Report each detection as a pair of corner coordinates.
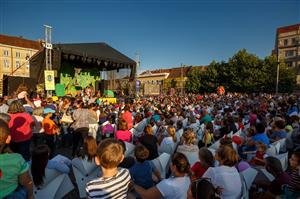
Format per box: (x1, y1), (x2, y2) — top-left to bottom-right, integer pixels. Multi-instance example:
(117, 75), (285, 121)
(0, 0), (299, 72)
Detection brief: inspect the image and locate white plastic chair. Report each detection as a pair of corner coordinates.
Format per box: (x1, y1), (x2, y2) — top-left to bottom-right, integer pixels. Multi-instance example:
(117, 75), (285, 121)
(72, 158), (101, 198)
(240, 167), (258, 190)
(151, 153), (171, 179)
(209, 139), (220, 151)
(260, 168), (275, 181)
(125, 141), (136, 157)
(275, 152), (289, 171)
(33, 168), (74, 199)
(278, 138), (287, 153)
(267, 142), (280, 156)
(182, 118), (188, 128)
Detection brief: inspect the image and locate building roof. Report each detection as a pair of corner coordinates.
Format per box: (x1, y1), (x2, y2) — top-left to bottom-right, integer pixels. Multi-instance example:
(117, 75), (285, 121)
(55, 43), (136, 65)
(140, 66), (206, 79)
(277, 23), (300, 34)
(0, 34), (42, 50)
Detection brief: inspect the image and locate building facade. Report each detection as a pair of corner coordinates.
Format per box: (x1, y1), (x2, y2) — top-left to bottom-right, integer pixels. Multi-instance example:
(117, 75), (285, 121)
(139, 66), (206, 95)
(274, 23), (300, 83)
(0, 34), (41, 96)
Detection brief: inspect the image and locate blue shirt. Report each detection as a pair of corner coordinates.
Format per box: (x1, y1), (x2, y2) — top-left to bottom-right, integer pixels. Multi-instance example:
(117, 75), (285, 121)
(270, 130), (287, 140)
(252, 132), (270, 146)
(129, 161), (155, 189)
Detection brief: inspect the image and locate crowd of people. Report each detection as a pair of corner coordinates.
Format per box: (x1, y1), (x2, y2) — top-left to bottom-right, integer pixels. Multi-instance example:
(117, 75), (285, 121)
(1, 85), (300, 199)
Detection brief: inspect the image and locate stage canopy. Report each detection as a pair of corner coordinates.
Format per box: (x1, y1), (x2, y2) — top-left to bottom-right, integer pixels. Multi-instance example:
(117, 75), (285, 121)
(29, 42), (136, 83)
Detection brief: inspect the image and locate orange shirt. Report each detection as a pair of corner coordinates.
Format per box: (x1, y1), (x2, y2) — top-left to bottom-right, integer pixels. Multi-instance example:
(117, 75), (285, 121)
(42, 118), (58, 135)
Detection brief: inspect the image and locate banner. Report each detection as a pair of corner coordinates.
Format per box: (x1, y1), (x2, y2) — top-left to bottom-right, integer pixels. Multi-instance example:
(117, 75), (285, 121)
(44, 70), (55, 90)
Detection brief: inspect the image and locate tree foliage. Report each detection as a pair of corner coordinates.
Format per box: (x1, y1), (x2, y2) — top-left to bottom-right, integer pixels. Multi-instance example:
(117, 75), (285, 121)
(186, 49), (296, 93)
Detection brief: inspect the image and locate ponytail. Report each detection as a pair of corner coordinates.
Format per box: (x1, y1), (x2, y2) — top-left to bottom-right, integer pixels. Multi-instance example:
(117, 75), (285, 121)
(168, 126), (177, 143)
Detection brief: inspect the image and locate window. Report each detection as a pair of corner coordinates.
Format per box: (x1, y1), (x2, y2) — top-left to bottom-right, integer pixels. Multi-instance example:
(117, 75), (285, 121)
(285, 50), (295, 57)
(3, 50), (9, 56)
(292, 38), (298, 45)
(3, 60), (9, 68)
(16, 52), (21, 58)
(284, 39), (288, 46)
(25, 53), (30, 60)
(16, 61), (20, 68)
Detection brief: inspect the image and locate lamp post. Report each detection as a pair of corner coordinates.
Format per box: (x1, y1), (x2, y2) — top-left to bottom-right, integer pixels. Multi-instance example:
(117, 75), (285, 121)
(276, 52), (279, 94)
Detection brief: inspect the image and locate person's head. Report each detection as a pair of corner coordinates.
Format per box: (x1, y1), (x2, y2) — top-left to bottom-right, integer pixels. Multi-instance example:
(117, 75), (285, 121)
(134, 144), (149, 163)
(188, 178), (216, 199)
(206, 122), (214, 133)
(8, 100), (25, 114)
(144, 124), (153, 135)
(289, 151), (300, 170)
(215, 145), (239, 167)
(256, 141), (267, 153)
(171, 152), (190, 175)
(273, 120), (286, 131)
(31, 144), (50, 186)
(219, 137), (233, 148)
(176, 120), (183, 130)
(182, 129), (196, 145)
(0, 113), (11, 124)
(46, 97), (53, 104)
(0, 97), (5, 105)
(32, 107), (44, 116)
(81, 136), (97, 161)
(95, 138), (124, 169)
(0, 119), (11, 153)
(118, 119), (128, 130)
(43, 108), (55, 118)
(265, 156), (283, 176)
(198, 147), (214, 169)
(255, 122), (265, 134)
(167, 125), (177, 143)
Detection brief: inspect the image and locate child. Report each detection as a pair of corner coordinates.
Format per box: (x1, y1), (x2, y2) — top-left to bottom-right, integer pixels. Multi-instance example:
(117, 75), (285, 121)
(283, 152), (300, 198)
(129, 145), (161, 189)
(191, 147), (214, 179)
(42, 108), (59, 158)
(249, 141), (268, 166)
(86, 138), (131, 199)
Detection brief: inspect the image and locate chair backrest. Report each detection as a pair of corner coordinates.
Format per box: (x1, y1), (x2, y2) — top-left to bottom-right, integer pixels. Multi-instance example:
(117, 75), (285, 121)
(151, 153), (171, 179)
(33, 169), (74, 199)
(240, 168), (258, 190)
(72, 165), (100, 198)
(267, 144), (277, 156)
(125, 142), (135, 157)
(134, 118), (147, 133)
(275, 152), (289, 171)
(271, 141), (281, 155)
(278, 138), (287, 153)
(260, 168), (275, 181)
(209, 139), (220, 150)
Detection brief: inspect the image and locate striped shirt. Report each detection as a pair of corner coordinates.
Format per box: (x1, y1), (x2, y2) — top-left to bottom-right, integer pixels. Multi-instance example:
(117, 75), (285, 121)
(86, 168), (131, 199)
(288, 168), (300, 192)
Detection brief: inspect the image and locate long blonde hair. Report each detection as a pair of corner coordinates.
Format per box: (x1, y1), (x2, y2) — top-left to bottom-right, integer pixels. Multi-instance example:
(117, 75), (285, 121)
(167, 126), (177, 143)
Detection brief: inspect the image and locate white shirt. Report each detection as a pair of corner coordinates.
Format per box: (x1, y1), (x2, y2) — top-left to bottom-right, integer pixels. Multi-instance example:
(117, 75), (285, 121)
(156, 175), (190, 199)
(203, 166), (241, 199)
(0, 104), (9, 113)
(159, 137), (176, 154)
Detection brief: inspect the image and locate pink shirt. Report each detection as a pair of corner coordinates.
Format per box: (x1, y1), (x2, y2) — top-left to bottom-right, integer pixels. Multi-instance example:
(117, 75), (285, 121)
(115, 130), (132, 143)
(122, 111), (133, 130)
(9, 112), (34, 142)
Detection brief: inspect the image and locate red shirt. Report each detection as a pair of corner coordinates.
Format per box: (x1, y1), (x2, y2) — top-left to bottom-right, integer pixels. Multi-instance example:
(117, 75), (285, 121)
(191, 162), (208, 179)
(9, 112), (34, 142)
(115, 130), (132, 143)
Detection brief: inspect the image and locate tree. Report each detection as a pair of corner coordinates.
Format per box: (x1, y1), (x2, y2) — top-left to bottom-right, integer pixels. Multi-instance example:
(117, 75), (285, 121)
(170, 79), (177, 88)
(186, 50), (297, 93)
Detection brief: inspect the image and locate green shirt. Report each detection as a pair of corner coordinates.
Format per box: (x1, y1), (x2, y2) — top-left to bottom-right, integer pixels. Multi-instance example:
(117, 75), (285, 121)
(0, 153), (29, 198)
